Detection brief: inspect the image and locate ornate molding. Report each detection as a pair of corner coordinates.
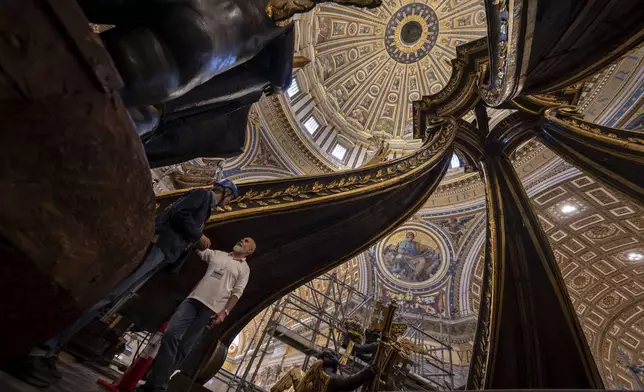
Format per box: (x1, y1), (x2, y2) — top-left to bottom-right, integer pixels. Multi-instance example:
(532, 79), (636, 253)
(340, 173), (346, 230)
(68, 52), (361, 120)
(540, 106), (644, 201)
(467, 159), (499, 390)
(544, 107), (644, 149)
(266, 0), (382, 22)
(477, 0), (537, 106)
(509, 86), (583, 116)
(413, 38), (488, 139)
(431, 173), (481, 197)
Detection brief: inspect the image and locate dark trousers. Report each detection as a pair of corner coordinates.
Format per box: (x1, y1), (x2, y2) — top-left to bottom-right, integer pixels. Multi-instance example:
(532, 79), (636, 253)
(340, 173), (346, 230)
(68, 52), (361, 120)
(144, 299), (214, 392)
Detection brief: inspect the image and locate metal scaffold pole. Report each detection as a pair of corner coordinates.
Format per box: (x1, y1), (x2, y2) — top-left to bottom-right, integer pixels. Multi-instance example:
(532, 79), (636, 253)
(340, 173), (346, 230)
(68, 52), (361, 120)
(224, 271), (464, 391)
(447, 319), (454, 390)
(225, 303), (275, 392)
(247, 295), (290, 388)
(226, 272), (374, 391)
(234, 297), (285, 392)
(301, 273), (334, 370)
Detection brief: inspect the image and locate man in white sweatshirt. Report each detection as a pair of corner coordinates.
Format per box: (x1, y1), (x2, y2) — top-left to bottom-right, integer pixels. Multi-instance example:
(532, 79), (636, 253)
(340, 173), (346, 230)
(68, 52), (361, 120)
(139, 237), (256, 392)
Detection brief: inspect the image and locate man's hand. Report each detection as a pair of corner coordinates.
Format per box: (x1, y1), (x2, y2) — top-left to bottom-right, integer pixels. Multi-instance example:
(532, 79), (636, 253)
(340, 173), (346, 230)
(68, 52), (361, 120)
(211, 311), (226, 326)
(198, 234), (211, 250)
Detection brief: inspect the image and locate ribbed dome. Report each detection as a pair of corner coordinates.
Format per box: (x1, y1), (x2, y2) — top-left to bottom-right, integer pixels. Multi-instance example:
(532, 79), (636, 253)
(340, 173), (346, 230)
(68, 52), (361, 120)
(307, 0), (487, 139)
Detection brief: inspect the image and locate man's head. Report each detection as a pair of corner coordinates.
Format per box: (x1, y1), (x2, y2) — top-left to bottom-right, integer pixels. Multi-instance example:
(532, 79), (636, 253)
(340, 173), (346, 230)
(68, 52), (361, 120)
(213, 178), (238, 207)
(406, 232), (415, 241)
(233, 237), (256, 258)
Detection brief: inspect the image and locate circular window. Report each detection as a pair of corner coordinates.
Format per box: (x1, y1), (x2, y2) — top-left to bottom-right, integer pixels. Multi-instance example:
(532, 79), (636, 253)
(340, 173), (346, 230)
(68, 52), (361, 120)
(384, 4), (439, 64)
(400, 21), (423, 45)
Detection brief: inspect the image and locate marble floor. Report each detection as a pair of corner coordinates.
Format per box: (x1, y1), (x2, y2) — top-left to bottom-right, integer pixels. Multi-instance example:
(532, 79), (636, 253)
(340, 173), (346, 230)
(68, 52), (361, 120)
(0, 359), (117, 392)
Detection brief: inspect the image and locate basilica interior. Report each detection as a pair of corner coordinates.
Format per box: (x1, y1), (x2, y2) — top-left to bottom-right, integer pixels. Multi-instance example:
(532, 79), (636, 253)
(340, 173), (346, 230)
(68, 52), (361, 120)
(1, 0), (643, 391)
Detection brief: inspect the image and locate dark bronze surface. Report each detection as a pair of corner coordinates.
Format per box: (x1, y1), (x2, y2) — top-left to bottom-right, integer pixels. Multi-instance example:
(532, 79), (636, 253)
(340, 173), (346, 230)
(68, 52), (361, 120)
(462, 117), (603, 389)
(522, 0), (644, 94)
(142, 26), (295, 167)
(80, 0), (288, 106)
(487, 112), (539, 155)
(0, 0), (154, 361)
(480, 0), (644, 105)
(143, 99), (255, 168)
(266, 0), (382, 22)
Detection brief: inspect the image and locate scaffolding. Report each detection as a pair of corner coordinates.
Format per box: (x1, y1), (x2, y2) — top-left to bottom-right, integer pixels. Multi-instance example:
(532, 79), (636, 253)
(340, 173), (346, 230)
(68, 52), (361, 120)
(404, 324), (454, 390)
(224, 272), (458, 391)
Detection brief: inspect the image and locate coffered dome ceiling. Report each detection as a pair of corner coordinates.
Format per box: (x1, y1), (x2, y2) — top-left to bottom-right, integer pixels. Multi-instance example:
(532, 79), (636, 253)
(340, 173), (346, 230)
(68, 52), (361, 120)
(297, 0), (486, 141)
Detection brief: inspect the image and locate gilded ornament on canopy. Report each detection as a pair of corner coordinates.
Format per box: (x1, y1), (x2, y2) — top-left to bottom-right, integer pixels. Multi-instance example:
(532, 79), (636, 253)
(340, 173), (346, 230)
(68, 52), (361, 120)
(266, 0), (382, 22)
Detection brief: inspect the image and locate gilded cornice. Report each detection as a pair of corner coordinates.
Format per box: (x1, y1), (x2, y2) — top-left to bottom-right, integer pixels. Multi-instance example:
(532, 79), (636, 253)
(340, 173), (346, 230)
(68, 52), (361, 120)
(477, 0), (536, 107)
(509, 86), (583, 116)
(265, 0), (382, 23)
(544, 107), (644, 150)
(540, 106), (644, 202)
(431, 173), (481, 197)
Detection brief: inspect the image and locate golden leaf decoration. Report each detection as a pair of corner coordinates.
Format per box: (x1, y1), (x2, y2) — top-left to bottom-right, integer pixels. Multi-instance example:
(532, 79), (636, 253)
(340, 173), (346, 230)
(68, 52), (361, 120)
(284, 185), (300, 195)
(312, 182), (325, 192)
(239, 190), (257, 201)
(251, 189), (272, 199)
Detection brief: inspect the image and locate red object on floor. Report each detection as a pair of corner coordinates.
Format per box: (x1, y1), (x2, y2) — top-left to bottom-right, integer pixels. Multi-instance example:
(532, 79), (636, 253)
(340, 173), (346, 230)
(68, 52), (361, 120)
(97, 322), (169, 392)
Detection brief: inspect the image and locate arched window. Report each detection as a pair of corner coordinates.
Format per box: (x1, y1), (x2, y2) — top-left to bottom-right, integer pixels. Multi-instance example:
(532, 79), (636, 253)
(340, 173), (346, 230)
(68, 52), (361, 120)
(331, 144), (348, 160)
(450, 154), (461, 169)
(287, 78), (300, 98)
(228, 334), (241, 353)
(304, 116), (320, 134)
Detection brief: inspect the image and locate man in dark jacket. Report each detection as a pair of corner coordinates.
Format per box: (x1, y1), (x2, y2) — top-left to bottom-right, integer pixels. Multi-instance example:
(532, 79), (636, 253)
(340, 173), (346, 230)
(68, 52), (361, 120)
(153, 178), (238, 262)
(9, 179), (239, 387)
